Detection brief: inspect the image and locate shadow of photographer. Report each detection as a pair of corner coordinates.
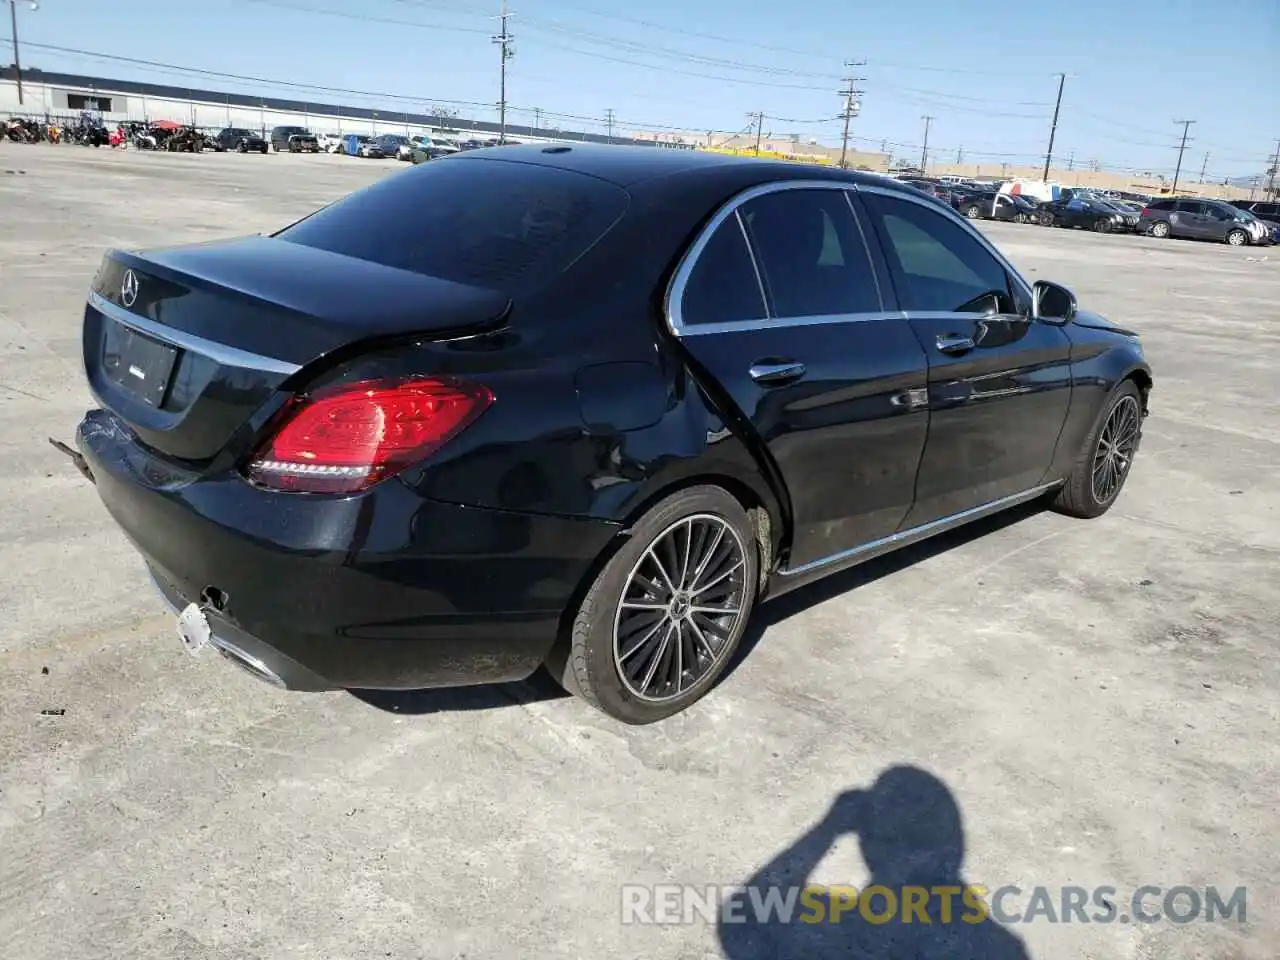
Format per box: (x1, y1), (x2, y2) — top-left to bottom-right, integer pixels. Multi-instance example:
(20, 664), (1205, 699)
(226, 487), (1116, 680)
(719, 765), (1031, 960)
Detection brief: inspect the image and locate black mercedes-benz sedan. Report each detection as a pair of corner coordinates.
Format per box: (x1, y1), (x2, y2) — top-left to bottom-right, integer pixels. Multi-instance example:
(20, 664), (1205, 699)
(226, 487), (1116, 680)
(65, 145), (1152, 724)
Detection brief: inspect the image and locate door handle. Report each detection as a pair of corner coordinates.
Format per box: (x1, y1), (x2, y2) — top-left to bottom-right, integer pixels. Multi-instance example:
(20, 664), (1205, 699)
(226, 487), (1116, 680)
(936, 334), (976, 355)
(749, 360), (806, 385)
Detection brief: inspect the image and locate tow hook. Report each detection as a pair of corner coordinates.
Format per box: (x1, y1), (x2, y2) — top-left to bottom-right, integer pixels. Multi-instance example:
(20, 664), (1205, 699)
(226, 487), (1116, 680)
(48, 438), (95, 484)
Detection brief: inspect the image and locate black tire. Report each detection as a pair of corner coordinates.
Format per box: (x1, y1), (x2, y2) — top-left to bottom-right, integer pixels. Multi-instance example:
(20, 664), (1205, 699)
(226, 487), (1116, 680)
(1150, 220), (1170, 239)
(236, 141), (247, 153)
(1226, 229), (1248, 247)
(965, 204), (982, 219)
(1051, 380), (1143, 519)
(1093, 218), (1111, 233)
(260, 145), (269, 154)
(1040, 211), (1055, 227)
(548, 485), (759, 724)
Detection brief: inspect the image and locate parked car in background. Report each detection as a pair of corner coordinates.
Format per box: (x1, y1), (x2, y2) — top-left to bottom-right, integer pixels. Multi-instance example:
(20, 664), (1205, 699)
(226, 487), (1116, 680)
(343, 134), (382, 158)
(317, 132), (344, 153)
(1229, 199), (1280, 228)
(1038, 189), (1134, 232)
(67, 146), (1151, 723)
(214, 127), (268, 153)
(399, 135), (459, 162)
(372, 133), (410, 159)
(958, 190), (1039, 223)
(1141, 198), (1271, 246)
(270, 126), (319, 153)
(902, 178), (956, 209)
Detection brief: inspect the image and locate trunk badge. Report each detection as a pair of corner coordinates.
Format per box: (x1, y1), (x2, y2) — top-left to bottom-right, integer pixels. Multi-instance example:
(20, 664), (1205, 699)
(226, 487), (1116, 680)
(121, 269), (139, 307)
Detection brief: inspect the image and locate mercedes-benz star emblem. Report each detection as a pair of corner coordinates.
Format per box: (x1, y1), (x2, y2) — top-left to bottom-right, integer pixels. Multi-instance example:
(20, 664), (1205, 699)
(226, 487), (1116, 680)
(121, 269), (139, 308)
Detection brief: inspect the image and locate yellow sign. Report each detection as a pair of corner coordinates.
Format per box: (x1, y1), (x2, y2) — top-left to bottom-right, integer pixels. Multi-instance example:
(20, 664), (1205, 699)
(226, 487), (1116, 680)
(698, 146), (834, 166)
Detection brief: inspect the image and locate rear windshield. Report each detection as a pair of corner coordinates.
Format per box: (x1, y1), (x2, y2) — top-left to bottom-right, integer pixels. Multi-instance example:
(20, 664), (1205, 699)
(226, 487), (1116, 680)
(277, 157), (629, 294)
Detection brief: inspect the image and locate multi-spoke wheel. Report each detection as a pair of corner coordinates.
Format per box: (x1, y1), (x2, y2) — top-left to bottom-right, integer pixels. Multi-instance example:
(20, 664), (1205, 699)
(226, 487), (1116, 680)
(1052, 381), (1144, 519)
(1090, 395), (1140, 505)
(547, 486), (759, 723)
(613, 514), (750, 702)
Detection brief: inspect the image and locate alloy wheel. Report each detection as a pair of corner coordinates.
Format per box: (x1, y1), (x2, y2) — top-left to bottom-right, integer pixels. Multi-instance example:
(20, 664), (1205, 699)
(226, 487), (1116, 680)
(1152, 221), (1170, 238)
(1227, 230), (1246, 246)
(1091, 395), (1140, 504)
(612, 514), (750, 702)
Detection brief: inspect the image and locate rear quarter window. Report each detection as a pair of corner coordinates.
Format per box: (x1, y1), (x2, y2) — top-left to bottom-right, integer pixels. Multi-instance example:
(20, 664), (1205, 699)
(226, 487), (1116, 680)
(277, 158), (629, 295)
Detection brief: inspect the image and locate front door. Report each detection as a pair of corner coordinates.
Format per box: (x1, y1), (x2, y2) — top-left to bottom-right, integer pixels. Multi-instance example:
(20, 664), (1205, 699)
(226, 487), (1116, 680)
(670, 184), (930, 569)
(856, 187), (1074, 528)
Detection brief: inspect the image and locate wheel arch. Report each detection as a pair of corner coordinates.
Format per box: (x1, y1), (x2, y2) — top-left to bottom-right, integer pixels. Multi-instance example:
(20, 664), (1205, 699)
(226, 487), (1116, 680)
(616, 468), (785, 590)
(1123, 364), (1153, 415)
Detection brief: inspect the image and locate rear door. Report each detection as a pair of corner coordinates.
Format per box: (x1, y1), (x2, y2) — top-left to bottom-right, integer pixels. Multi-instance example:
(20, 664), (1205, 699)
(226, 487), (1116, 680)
(1173, 200), (1210, 238)
(670, 183), (930, 569)
(856, 185), (1073, 528)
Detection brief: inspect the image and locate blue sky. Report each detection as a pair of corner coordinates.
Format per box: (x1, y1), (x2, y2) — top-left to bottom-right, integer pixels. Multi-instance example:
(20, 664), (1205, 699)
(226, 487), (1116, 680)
(7, 0), (1278, 177)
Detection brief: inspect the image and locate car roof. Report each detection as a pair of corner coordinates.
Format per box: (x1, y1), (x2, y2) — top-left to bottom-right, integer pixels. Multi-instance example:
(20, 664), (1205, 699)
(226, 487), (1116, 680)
(443, 143), (902, 190)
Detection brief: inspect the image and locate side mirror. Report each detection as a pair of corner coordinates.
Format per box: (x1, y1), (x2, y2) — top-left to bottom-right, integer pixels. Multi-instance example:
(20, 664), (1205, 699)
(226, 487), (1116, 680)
(1032, 280), (1077, 324)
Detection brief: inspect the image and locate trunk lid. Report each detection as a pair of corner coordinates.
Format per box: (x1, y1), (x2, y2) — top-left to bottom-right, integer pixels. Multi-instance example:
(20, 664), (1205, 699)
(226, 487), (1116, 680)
(83, 237), (511, 462)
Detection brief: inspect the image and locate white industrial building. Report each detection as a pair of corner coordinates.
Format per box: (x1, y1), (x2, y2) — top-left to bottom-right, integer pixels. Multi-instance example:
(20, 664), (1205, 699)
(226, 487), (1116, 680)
(1, 66), (687, 148)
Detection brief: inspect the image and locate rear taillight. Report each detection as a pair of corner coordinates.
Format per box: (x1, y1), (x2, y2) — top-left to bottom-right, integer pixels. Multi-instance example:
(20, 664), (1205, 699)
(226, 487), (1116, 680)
(1140, 208), (1150, 216)
(246, 376), (493, 493)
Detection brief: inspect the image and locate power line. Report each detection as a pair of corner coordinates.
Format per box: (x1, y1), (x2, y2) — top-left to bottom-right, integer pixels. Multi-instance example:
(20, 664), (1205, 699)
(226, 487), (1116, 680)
(242, 0), (489, 34)
(518, 17), (841, 80)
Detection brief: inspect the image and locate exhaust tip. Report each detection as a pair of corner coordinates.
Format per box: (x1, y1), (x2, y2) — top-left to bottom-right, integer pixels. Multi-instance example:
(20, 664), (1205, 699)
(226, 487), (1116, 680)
(210, 638), (287, 688)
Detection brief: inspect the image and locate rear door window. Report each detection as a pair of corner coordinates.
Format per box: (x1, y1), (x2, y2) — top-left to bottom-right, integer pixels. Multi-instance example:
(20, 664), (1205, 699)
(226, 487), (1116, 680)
(738, 188), (881, 317)
(681, 216), (768, 326)
(278, 158), (628, 295)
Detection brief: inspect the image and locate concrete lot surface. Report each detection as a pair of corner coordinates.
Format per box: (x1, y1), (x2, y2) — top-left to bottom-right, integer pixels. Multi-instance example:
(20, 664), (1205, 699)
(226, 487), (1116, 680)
(1, 146), (1276, 959)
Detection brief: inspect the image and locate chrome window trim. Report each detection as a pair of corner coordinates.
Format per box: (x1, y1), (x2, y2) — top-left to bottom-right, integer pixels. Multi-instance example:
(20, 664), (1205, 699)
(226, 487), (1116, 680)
(677, 311), (901, 338)
(89, 291), (302, 377)
(664, 178), (889, 337)
(852, 183), (1036, 306)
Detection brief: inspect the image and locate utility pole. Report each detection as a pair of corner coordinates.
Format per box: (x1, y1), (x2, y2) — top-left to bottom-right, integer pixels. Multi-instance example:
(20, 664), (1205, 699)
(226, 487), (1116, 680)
(491, 0), (515, 144)
(748, 111), (764, 156)
(1042, 72), (1066, 182)
(533, 107), (541, 131)
(837, 60), (866, 169)
(8, 0), (36, 106)
(1265, 138), (1280, 199)
(1170, 119), (1195, 196)
(1067, 151), (1074, 171)
(919, 115), (933, 172)
(1198, 151), (1209, 182)
(604, 108), (615, 143)
(956, 145), (963, 164)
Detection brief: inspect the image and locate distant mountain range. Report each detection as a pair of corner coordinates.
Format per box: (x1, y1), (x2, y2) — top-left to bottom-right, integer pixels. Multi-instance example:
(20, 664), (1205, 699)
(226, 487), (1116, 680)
(1226, 173), (1273, 187)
